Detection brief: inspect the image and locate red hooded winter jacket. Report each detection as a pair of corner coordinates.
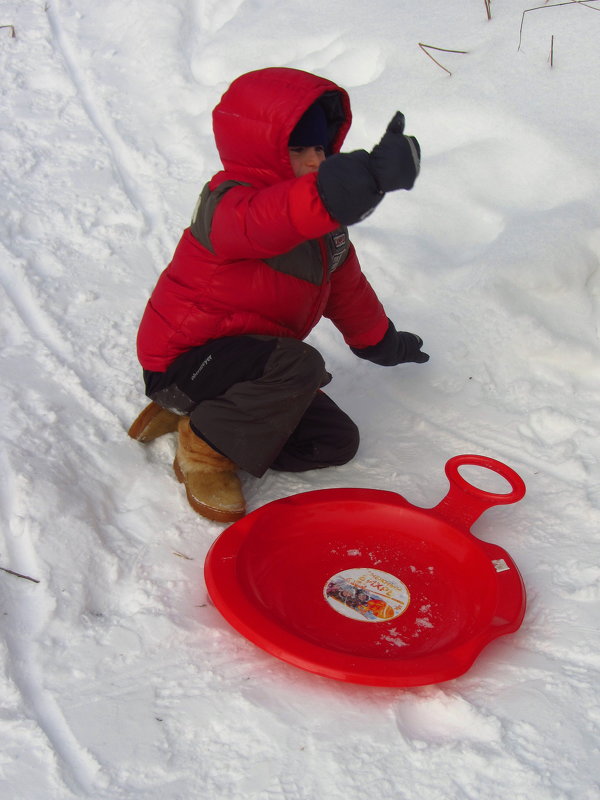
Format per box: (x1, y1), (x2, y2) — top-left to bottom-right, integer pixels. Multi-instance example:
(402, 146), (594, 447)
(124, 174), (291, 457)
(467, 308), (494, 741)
(136, 68), (389, 372)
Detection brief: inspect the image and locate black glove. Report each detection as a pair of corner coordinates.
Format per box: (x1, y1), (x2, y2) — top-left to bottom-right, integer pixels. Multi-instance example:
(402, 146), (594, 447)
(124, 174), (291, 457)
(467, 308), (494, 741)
(369, 112), (421, 192)
(317, 149), (382, 226)
(317, 112), (421, 225)
(350, 319), (429, 366)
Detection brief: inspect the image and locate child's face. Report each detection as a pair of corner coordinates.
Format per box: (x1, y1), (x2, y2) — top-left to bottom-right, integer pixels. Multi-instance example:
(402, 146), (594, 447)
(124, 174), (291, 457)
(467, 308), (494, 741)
(288, 145), (326, 177)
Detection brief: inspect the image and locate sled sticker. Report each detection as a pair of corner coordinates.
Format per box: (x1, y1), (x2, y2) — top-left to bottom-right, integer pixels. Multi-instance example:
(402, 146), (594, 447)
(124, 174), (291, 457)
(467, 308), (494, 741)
(492, 558), (510, 572)
(324, 568), (410, 622)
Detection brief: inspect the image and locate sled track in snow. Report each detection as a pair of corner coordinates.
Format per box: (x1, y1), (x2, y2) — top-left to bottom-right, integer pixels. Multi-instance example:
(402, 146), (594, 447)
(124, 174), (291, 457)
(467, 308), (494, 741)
(45, 2), (167, 252)
(0, 242), (120, 430)
(0, 449), (107, 796)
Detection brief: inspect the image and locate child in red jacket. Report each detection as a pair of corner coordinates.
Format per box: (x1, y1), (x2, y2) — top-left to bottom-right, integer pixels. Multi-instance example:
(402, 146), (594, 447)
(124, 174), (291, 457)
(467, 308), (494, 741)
(129, 67), (427, 522)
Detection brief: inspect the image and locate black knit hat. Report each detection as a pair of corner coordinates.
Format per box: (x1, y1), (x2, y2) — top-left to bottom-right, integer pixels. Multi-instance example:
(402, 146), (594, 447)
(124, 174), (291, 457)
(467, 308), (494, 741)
(289, 102), (328, 148)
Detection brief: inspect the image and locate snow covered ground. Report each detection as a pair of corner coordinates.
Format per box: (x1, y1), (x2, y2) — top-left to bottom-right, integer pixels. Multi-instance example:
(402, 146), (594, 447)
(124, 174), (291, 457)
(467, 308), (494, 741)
(1, 0), (599, 797)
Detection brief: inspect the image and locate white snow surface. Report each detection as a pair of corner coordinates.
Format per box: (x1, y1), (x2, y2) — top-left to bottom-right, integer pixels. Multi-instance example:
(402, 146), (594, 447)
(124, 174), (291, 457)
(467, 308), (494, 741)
(1, 0), (600, 798)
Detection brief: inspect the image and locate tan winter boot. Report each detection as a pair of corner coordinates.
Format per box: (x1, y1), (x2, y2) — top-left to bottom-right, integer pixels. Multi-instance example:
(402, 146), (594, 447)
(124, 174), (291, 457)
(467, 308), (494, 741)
(128, 402), (181, 442)
(173, 417), (246, 523)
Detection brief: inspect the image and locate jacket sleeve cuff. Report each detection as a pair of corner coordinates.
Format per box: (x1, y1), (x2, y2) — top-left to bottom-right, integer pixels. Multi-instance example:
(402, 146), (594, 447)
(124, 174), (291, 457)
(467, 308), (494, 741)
(344, 314), (390, 350)
(288, 173), (339, 239)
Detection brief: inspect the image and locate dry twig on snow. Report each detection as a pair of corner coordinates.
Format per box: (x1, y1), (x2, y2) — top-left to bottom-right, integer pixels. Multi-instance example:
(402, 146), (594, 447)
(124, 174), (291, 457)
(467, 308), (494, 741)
(1, 25), (16, 37)
(0, 566), (40, 584)
(418, 43), (469, 76)
(519, 0), (600, 50)
(173, 551), (194, 561)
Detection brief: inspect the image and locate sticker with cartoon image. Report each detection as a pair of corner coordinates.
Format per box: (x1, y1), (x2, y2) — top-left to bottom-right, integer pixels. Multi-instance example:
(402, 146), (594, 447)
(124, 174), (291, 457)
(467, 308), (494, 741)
(324, 568), (410, 622)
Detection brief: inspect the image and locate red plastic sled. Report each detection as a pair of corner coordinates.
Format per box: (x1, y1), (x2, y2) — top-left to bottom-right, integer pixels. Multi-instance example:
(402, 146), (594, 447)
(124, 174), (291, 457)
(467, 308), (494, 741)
(204, 455), (526, 687)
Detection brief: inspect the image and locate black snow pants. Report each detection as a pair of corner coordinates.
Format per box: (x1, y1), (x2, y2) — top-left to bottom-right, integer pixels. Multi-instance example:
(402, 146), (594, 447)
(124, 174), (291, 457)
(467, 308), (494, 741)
(143, 336), (359, 478)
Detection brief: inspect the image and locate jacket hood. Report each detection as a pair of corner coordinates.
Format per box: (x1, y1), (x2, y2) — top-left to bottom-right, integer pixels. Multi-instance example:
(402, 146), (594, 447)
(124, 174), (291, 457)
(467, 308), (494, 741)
(211, 67), (352, 186)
